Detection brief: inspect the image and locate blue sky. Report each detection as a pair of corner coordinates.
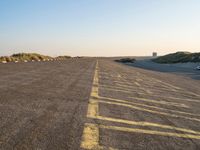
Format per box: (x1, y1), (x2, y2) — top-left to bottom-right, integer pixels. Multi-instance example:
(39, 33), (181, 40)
(0, 0), (200, 56)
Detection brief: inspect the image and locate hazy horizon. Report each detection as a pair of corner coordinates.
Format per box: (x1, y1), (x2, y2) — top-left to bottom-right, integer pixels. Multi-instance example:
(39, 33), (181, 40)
(1, 0), (200, 57)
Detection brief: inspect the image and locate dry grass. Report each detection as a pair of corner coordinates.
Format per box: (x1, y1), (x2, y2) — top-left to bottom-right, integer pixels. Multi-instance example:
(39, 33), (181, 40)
(0, 53), (71, 63)
(153, 52), (200, 64)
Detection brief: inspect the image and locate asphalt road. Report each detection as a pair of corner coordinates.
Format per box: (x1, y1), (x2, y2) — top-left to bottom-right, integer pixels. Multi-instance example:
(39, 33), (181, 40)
(1, 59), (200, 150)
(132, 58), (200, 80)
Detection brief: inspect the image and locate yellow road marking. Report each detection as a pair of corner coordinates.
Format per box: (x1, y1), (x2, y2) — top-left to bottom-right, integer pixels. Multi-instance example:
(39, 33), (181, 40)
(115, 79), (200, 97)
(100, 124), (200, 140)
(81, 61), (100, 149)
(100, 86), (147, 95)
(90, 115), (200, 135)
(96, 99), (200, 122)
(147, 88), (200, 98)
(128, 96), (188, 108)
(120, 89), (200, 103)
(87, 99), (99, 118)
(87, 61), (99, 118)
(82, 61), (200, 149)
(82, 61), (118, 149)
(81, 123), (101, 149)
(109, 82), (199, 103)
(94, 87), (188, 108)
(114, 79), (184, 94)
(100, 84), (141, 92)
(114, 83), (153, 94)
(98, 96), (200, 117)
(166, 96), (200, 103)
(143, 76), (182, 90)
(134, 82), (140, 86)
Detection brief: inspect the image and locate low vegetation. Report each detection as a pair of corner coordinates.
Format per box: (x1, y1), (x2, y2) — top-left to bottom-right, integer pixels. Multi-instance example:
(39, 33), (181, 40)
(56, 55), (71, 60)
(115, 58), (136, 63)
(0, 53), (71, 63)
(153, 52), (200, 64)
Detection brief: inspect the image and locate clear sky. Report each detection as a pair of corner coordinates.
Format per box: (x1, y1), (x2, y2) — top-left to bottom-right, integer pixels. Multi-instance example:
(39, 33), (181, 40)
(0, 0), (200, 56)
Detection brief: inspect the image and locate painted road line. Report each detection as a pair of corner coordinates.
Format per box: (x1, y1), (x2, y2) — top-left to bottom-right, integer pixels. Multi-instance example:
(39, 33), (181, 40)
(98, 96), (200, 117)
(81, 123), (101, 149)
(128, 96), (188, 108)
(100, 84), (141, 92)
(91, 115), (200, 135)
(150, 78), (182, 90)
(118, 82), (200, 102)
(81, 61), (101, 149)
(96, 99), (200, 122)
(81, 61), (200, 149)
(96, 85), (189, 108)
(99, 73), (198, 99)
(99, 86), (147, 95)
(145, 87), (200, 99)
(136, 78), (143, 82)
(100, 124), (200, 140)
(114, 83), (153, 94)
(134, 82), (140, 86)
(81, 61), (117, 150)
(87, 99), (99, 118)
(124, 91), (200, 103)
(103, 80), (199, 104)
(87, 61), (99, 118)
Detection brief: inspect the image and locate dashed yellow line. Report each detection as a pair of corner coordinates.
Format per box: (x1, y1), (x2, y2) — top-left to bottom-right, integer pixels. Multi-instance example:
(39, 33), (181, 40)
(81, 123), (101, 149)
(81, 61), (100, 149)
(87, 61), (99, 118)
(87, 99), (99, 118)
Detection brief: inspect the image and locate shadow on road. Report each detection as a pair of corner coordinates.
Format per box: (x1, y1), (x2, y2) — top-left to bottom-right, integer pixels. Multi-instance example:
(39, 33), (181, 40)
(129, 59), (200, 80)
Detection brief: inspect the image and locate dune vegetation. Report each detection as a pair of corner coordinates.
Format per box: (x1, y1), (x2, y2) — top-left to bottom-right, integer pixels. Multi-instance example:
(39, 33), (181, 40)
(153, 52), (200, 64)
(0, 53), (71, 63)
(115, 58), (136, 63)
(56, 55), (71, 60)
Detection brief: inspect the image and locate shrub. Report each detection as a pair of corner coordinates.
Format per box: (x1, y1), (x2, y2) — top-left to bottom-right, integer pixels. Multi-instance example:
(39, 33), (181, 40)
(115, 58), (136, 63)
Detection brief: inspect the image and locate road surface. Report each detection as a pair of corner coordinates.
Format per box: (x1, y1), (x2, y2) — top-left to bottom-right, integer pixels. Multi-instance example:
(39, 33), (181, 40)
(132, 58), (200, 80)
(0, 58), (200, 150)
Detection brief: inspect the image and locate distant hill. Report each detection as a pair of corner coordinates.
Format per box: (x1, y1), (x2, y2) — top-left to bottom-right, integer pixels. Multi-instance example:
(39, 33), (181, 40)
(153, 52), (200, 64)
(0, 53), (71, 62)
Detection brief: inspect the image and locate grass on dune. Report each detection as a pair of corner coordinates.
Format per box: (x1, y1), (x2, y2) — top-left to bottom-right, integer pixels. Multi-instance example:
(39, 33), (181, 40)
(0, 53), (71, 62)
(153, 52), (200, 64)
